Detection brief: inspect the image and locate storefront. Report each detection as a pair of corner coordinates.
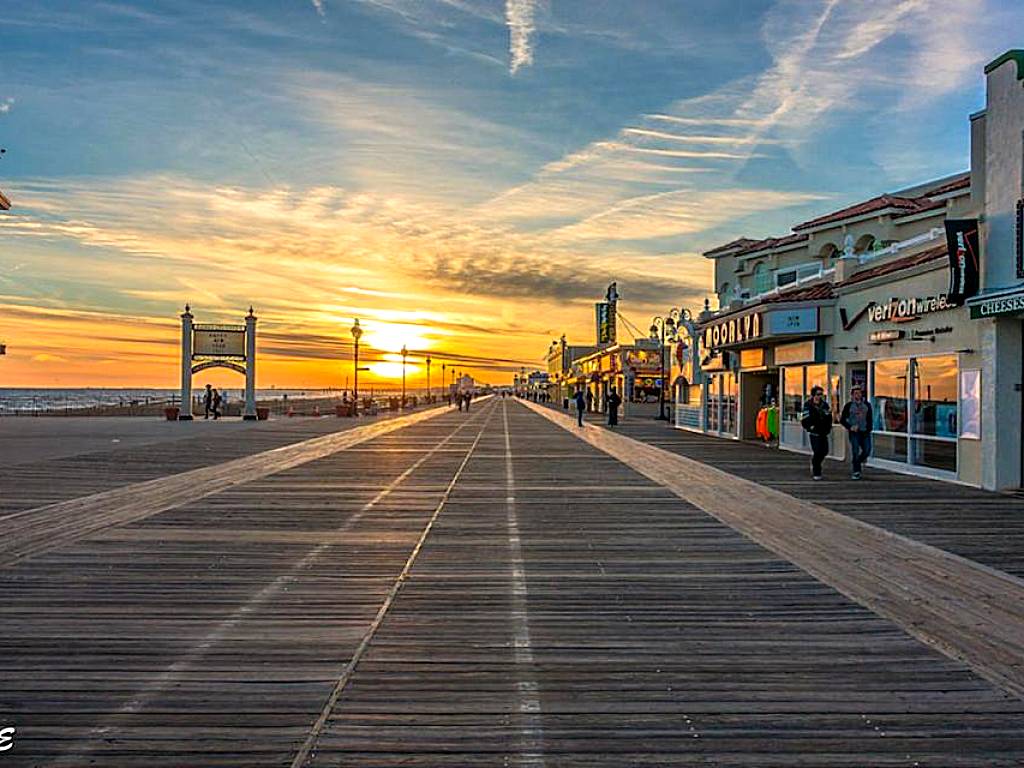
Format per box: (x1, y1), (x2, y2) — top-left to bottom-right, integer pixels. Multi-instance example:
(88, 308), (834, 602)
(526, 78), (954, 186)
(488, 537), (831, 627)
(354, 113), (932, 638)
(570, 342), (663, 412)
(687, 294), (834, 443)
(832, 246), (984, 483)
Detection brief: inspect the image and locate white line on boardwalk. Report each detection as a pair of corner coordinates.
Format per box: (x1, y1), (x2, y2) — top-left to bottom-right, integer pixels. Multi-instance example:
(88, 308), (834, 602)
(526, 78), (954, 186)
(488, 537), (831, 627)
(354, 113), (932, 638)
(289, 399), (497, 768)
(1, 403), (468, 568)
(521, 399), (1024, 701)
(48, 404), (493, 768)
(502, 398), (546, 767)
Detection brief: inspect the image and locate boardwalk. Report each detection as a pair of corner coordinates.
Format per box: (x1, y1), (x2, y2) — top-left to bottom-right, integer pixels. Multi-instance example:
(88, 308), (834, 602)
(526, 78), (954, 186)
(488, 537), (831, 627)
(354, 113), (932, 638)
(4, 397), (1024, 766)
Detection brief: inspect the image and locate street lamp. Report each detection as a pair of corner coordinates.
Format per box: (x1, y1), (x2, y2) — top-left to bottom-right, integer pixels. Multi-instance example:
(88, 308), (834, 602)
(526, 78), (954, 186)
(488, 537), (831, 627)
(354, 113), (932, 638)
(442, 363), (447, 402)
(426, 355), (432, 403)
(401, 344), (408, 408)
(350, 319), (363, 416)
(650, 312), (679, 421)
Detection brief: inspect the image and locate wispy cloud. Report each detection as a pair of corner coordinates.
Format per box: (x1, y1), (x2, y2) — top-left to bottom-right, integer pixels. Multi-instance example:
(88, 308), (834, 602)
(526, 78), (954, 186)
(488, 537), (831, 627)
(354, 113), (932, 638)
(506, 0), (536, 74)
(0, 98), (14, 114)
(309, 0), (326, 18)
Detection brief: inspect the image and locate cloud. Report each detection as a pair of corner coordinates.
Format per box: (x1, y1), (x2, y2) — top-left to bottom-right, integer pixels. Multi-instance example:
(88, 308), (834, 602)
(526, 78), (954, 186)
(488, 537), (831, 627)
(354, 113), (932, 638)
(309, 0), (325, 17)
(31, 353), (68, 363)
(506, 0), (536, 74)
(0, 98), (13, 114)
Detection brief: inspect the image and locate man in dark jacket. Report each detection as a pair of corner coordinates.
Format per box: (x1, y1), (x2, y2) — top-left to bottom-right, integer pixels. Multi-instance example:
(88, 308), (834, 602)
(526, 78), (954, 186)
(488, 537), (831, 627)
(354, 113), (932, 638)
(573, 388), (587, 427)
(607, 387), (622, 427)
(839, 385), (873, 480)
(800, 385), (832, 480)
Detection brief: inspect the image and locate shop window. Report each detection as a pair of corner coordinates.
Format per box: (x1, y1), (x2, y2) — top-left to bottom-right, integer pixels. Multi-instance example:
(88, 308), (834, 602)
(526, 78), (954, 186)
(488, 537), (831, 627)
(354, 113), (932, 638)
(912, 438), (957, 473)
(753, 263), (774, 294)
(782, 367), (804, 423)
(912, 356), (958, 438)
(874, 434), (908, 463)
(872, 359), (909, 433)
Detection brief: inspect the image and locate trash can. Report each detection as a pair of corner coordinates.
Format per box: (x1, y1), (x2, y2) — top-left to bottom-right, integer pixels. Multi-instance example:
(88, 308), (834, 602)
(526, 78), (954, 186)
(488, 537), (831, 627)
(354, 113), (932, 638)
(257, 407), (270, 420)
(164, 406), (180, 421)
(336, 403), (354, 417)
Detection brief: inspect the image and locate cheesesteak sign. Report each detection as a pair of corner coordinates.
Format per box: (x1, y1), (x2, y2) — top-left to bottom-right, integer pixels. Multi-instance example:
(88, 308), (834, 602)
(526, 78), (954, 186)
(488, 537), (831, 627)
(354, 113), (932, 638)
(702, 312), (762, 350)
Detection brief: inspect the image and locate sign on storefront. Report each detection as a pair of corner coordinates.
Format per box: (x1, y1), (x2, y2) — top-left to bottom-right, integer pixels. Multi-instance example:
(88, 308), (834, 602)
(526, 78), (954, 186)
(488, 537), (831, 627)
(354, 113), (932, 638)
(774, 339), (821, 365)
(869, 329), (905, 343)
(969, 290), (1024, 318)
(595, 302), (616, 344)
(702, 312), (762, 351)
(945, 219), (980, 304)
(766, 307), (818, 335)
(869, 294), (954, 323)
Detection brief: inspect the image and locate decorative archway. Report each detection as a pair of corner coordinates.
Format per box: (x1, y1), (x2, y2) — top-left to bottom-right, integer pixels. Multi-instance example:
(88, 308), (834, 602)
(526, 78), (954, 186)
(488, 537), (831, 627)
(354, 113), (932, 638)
(179, 305), (258, 420)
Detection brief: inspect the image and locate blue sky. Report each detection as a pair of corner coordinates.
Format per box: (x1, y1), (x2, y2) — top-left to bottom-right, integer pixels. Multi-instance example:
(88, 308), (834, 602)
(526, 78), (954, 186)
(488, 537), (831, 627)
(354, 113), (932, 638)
(0, 0), (1021, 385)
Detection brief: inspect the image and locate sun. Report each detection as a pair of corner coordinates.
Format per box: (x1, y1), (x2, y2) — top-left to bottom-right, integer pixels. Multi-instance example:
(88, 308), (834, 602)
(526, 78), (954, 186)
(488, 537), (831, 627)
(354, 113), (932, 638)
(363, 323), (432, 354)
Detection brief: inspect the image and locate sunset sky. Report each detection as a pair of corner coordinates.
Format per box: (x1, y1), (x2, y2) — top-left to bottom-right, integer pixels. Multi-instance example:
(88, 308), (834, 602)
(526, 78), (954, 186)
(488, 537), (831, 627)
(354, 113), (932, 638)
(1, 0), (1021, 387)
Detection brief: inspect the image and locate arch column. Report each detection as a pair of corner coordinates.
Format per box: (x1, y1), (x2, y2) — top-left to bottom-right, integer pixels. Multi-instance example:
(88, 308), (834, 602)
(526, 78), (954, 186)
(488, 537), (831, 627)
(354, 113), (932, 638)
(243, 307), (257, 420)
(179, 305), (194, 420)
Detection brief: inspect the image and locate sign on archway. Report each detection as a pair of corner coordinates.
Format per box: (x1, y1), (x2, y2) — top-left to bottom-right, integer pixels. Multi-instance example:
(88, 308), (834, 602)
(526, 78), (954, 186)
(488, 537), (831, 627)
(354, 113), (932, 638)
(179, 305), (257, 420)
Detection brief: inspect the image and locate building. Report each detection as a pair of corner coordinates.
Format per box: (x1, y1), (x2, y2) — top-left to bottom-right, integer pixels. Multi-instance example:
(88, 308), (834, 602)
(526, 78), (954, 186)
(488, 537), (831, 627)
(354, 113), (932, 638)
(678, 49), (1024, 489)
(545, 337), (598, 404)
(570, 339), (666, 412)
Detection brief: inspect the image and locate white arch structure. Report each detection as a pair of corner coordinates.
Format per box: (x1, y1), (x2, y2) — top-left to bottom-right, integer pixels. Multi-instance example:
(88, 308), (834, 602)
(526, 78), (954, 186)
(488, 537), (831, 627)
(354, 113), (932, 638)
(179, 305), (257, 420)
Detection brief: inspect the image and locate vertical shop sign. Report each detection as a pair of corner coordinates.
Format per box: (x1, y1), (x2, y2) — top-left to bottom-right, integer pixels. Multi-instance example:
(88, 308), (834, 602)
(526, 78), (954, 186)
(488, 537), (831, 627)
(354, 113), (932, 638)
(944, 219), (980, 304)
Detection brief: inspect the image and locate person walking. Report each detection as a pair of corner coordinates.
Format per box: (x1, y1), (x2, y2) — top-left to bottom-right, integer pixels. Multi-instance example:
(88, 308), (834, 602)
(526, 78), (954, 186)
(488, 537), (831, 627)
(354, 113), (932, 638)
(464, 392), (471, 412)
(203, 384), (213, 420)
(839, 385), (873, 480)
(585, 388), (594, 413)
(457, 392), (463, 412)
(573, 388), (587, 427)
(800, 385), (832, 480)
(607, 387), (622, 427)
(211, 388), (222, 420)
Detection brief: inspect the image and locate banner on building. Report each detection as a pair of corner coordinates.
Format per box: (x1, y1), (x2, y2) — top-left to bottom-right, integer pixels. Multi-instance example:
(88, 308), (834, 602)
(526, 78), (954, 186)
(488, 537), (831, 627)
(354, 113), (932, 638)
(945, 219), (980, 305)
(595, 302), (616, 345)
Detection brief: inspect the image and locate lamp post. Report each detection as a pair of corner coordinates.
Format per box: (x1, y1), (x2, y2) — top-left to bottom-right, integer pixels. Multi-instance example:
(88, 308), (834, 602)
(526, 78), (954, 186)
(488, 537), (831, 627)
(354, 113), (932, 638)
(401, 344), (408, 408)
(426, 355), (432, 403)
(442, 363), (447, 402)
(650, 313), (679, 421)
(350, 319), (363, 416)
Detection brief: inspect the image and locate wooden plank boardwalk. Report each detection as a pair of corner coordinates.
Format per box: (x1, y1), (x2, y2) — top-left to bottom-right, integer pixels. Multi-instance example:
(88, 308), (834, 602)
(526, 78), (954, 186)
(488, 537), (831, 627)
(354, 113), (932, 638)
(584, 406), (1024, 579)
(3, 398), (1024, 765)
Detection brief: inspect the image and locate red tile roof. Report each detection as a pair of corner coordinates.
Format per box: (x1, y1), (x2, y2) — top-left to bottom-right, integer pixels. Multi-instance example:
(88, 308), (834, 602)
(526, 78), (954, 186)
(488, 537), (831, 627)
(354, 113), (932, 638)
(794, 195), (940, 231)
(703, 237), (760, 258)
(922, 173), (970, 198)
(734, 232), (809, 257)
(760, 283), (835, 303)
(839, 244), (948, 287)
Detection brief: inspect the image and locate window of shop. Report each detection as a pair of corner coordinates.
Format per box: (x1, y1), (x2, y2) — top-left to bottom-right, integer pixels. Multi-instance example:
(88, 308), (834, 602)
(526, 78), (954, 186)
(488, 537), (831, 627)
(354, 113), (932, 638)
(705, 373), (738, 436)
(871, 355), (958, 474)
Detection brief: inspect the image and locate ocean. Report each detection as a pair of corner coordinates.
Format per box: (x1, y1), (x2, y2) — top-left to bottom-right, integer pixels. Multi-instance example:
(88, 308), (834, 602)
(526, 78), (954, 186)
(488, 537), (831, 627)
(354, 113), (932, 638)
(0, 388), (348, 414)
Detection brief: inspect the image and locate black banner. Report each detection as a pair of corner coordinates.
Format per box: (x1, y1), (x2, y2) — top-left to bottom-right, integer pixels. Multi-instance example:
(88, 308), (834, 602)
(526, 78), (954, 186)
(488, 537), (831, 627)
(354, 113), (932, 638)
(945, 219), (980, 305)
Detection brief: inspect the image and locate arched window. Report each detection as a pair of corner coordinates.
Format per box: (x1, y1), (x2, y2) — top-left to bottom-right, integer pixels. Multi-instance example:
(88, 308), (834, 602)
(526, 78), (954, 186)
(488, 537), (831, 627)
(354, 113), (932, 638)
(855, 234), (876, 254)
(753, 263), (773, 294)
(818, 243), (839, 262)
(718, 282), (733, 308)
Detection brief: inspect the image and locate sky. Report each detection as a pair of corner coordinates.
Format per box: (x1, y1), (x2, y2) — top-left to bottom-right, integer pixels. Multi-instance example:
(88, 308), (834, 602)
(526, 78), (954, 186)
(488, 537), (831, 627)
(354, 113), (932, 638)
(0, 0), (1021, 388)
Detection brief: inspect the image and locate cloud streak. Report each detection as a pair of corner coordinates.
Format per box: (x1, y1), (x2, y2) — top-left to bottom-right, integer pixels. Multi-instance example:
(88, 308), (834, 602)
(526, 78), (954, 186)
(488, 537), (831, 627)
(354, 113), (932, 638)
(506, 0), (536, 74)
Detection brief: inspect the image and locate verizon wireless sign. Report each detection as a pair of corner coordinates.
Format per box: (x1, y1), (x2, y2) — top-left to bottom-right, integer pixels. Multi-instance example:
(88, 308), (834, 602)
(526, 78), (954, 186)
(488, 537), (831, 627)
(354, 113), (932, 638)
(869, 293), (955, 323)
